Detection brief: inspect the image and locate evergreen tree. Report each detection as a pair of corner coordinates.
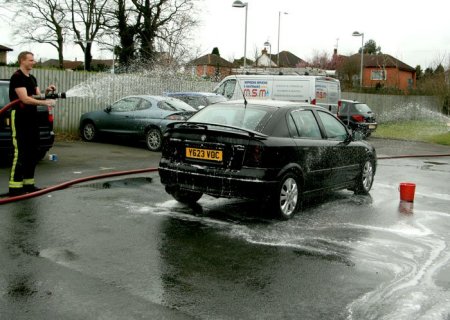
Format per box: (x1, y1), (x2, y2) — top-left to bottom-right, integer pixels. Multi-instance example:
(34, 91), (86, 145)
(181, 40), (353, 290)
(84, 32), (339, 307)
(435, 64), (445, 74)
(415, 65), (423, 80)
(211, 47), (220, 56)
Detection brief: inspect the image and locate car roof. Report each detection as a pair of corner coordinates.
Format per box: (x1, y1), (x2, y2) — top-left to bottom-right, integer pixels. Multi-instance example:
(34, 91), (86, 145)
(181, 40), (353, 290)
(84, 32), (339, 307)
(166, 92), (222, 97)
(341, 99), (361, 104)
(121, 95), (182, 101)
(219, 99), (316, 108)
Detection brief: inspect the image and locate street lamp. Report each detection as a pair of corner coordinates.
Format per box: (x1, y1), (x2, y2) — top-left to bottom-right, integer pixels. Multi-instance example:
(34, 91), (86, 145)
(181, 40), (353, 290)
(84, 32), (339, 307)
(277, 11), (288, 67)
(232, 0), (248, 71)
(264, 40), (271, 67)
(352, 31), (364, 88)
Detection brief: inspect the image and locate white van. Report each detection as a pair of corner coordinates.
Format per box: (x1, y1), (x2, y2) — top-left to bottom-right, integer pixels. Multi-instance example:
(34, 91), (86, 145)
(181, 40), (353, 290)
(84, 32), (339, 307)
(213, 75), (341, 113)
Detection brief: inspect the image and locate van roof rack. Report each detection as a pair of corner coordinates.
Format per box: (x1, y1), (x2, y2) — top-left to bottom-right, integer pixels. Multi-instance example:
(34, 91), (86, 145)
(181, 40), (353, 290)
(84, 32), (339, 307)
(231, 67), (332, 77)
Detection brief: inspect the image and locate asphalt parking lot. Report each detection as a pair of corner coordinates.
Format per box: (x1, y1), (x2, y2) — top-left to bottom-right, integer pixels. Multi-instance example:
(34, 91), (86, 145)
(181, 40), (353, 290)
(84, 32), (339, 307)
(1, 137), (449, 193)
(1, 138), (449, 319)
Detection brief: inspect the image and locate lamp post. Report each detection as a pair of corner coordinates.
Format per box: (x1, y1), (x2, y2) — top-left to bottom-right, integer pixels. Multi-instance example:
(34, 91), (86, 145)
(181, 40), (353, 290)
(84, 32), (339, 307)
(232, 0), (248, 71)
(264, 40), (271, 67)
(352, 31), (364, 88)
(277, 11), (288, 67)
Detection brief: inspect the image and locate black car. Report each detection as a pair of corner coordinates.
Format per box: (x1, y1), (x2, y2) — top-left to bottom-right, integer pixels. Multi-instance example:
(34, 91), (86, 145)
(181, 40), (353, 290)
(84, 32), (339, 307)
(0, 79), (55, 161)
(165, 92), (227, 110)
(337, 99), (377, 137)
(159, 100), (377, 219)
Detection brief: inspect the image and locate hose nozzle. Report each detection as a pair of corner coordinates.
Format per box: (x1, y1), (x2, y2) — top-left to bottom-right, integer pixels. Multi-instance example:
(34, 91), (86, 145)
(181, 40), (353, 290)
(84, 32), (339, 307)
(33, 92), (67, 100)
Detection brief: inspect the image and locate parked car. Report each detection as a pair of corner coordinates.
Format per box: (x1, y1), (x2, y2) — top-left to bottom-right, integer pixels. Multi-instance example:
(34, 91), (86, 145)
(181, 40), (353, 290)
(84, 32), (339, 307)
(0, 79), (55, 162)
(165, 92), (227, 110)
(337, 99), (377, 137)
(79, 95), (196, 151)
(159, 100), (377, 219)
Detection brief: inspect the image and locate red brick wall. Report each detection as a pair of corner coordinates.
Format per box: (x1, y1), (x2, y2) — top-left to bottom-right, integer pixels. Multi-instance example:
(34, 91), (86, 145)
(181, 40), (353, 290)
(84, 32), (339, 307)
(195, 65), (233, 80)
(363, 67), (416, 91)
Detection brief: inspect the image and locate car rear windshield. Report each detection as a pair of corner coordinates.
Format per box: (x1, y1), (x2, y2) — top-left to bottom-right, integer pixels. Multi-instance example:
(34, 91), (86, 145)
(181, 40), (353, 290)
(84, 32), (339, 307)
(188, 104), (275, 132)
(158, 98), (196, 112)
(354, 103), (372, 113)
(206, 96), (227, 105)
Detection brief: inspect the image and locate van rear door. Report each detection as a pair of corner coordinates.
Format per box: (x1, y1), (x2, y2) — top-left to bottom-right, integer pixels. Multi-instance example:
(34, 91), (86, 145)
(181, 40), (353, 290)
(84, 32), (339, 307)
(272, 78), (310, 102)
(315, 78), (341, 113)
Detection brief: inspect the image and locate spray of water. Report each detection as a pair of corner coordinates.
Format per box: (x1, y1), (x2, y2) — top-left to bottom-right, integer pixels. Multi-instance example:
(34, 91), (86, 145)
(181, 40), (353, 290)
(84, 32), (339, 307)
(379, 103), (450, 124)
(63, 68), (216, 106)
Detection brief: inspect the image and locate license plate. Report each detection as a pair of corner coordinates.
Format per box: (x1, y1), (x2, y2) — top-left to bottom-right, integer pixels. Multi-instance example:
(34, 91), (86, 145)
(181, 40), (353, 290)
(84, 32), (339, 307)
(186, 147), (223, 162)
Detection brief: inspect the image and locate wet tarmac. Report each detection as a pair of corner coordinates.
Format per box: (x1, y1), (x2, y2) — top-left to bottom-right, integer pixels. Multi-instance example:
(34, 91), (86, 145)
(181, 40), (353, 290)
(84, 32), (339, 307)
(0, 139), (449, 319)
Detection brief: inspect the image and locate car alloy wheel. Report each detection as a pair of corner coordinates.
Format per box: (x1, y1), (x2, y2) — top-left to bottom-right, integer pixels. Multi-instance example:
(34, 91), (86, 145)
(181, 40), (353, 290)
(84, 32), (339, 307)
(274, 173), (300, 219)
(82, 122), (97, 141)
(145, 128), (162, 151)
(355, 160), (374, 194)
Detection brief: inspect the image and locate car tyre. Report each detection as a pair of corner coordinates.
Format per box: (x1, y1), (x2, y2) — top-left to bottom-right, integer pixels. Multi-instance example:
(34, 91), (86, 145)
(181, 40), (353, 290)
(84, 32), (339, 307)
(81, 122), (97, 141)
(36, 149), (48, 161)
(145, 128), (162, 151)
(271, 172), (301, 220)
(354, 159), (375, 195)
(166, 186), (203, 204)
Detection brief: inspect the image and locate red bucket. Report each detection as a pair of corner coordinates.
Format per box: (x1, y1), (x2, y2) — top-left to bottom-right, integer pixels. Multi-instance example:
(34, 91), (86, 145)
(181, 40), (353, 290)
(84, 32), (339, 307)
(399, 182), (416, 202)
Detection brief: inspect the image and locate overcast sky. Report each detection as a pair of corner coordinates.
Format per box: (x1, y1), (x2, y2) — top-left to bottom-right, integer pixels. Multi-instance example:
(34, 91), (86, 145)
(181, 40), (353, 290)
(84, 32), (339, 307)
(3, 0), (450, 69)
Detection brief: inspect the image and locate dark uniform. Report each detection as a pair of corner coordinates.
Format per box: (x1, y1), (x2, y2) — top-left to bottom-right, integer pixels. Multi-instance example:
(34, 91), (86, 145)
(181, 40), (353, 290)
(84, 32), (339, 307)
(8, 69), (40, 194)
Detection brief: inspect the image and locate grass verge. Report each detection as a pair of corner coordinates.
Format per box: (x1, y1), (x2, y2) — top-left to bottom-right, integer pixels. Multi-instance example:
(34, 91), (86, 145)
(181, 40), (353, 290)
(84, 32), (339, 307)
(372, 120), (450, 146)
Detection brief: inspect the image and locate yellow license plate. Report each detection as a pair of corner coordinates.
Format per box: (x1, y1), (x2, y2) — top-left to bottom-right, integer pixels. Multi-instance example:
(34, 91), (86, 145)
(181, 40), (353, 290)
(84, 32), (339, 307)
(186, 147), (223, 162)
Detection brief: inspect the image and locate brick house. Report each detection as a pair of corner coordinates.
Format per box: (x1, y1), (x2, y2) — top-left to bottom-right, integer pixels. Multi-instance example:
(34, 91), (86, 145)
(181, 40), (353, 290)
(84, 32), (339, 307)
(0, 45), (13, 64)
(352, 53), (416, 91)
(187, 54), (234, 80)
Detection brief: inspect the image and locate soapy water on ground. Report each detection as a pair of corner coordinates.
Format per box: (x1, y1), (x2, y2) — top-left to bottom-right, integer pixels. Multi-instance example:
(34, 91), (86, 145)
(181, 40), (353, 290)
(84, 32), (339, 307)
(115, 181), (450, 320)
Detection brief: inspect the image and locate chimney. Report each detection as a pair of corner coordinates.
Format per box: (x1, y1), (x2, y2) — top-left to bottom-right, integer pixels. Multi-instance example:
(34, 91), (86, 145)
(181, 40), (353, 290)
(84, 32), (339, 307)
(333, 48), (337, 56)
(262, 48), (268, 55)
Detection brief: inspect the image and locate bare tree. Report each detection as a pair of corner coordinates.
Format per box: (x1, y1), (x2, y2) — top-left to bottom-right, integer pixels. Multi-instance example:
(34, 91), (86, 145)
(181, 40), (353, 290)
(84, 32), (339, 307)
(68, 0), (110, 71)
(130, 0), (199, 63)
(154, 7), (199, 68)
(3, 0), (68, 68)
(336, 55), (360, 90)
(308, 50), (331, 69)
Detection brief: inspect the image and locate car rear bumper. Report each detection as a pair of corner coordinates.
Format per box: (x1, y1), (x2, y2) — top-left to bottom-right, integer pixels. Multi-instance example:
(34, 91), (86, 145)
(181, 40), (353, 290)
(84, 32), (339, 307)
(0, 131), (54, 151)
(159, 162), (278, 199)
(362, 122), (377, 131)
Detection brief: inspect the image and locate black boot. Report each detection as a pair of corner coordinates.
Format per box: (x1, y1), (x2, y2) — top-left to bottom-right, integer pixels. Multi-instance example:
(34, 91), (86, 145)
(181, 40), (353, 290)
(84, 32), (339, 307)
(23, 185), (42, 193)
(8, 188), (26, 197)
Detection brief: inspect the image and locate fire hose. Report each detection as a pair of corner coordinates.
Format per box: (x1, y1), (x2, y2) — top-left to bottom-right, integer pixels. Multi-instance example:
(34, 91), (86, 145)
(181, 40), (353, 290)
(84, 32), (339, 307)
(1, 94), (449, 204)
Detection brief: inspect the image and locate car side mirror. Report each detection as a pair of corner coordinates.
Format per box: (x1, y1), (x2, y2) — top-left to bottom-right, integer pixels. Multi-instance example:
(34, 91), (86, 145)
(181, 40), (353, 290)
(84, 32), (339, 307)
(352, 130), (364, 141)
(104, 106), (112, 113)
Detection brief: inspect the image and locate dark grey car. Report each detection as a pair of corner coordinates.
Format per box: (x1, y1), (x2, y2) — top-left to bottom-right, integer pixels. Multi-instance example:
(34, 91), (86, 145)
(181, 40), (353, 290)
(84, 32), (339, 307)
(165, 92), (227, 110)
(337, 99), (377, 137)
(79, 95), (196, 151)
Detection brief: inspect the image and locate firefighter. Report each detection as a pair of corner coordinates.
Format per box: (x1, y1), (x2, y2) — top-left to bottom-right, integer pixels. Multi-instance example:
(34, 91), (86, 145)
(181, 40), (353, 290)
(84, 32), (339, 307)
(8, 51), (56, 196)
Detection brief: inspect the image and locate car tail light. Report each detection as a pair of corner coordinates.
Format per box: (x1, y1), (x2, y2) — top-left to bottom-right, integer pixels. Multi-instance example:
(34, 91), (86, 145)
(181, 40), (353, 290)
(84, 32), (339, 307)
(165, 114), (185, 120)
(338, 100), (342, 108)
(48, 106), (54, 123)
(243, 144), (264, 166)
(351, 114), (365, 122)
(311, 99), (316, 105)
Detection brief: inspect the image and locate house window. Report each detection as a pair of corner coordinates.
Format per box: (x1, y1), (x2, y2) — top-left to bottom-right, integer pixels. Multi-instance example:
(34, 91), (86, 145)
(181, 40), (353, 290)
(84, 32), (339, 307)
(371, 70), (386, 81)
(408, 78), (413, 89)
